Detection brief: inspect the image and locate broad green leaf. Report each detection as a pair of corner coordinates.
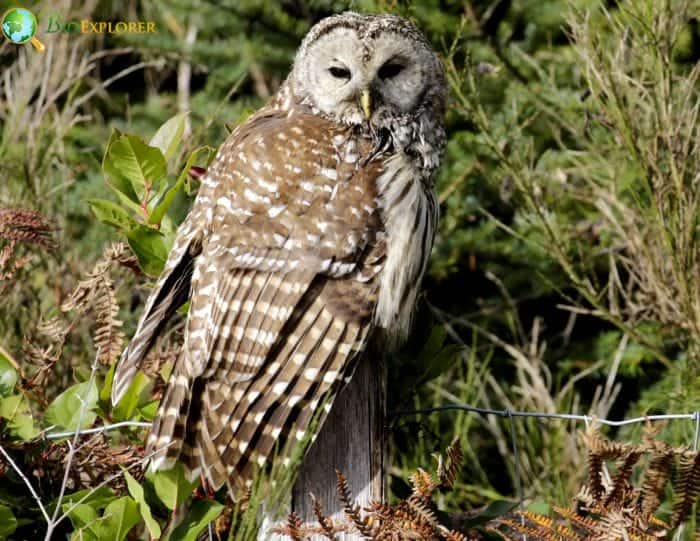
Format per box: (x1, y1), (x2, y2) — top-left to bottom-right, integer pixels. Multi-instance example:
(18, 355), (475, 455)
(109, 184), (146, 217)
(0, 505), (18, 538)
(163, 499), (223, 541)
(0, 348), (18, 397)
(138, 399), (159, 421)
(45, 380), (98, 432)
(104, 134), (167, 201)
(126, 226), (170, 276)
(149, 145), (213, 226)
(0, 394), (39, 440)
(112, 371), (152, 421)
(54, 487), (116, 521)
(67, 503), (99, 540)
(93, 496), (140, 541)
(102, 129), (139, 203)
(88, 199), (138, 232)
(147, 463), (198, 510)
(124, 470), (161, 539)
(150, 112), (188, 162)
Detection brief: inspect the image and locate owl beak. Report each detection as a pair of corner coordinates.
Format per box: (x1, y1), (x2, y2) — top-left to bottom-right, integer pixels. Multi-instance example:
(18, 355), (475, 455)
(360, 89), (372, 120)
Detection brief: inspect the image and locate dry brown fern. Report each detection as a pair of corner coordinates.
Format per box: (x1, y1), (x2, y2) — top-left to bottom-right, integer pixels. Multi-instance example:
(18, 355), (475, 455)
(0, 208), (56, 289)
(275, 428), (699, 541)
(21, 317), (71, 403)
(0, 208), (56, 248)
(276, 441), (477, 541)
(60, 242), (132, 365)
(437, 439), (464, 491)
(336, 470), (376, 538)
(489, 423), (698, 540)
(671, 450), (700, 525)
(311, 494), (340, 539)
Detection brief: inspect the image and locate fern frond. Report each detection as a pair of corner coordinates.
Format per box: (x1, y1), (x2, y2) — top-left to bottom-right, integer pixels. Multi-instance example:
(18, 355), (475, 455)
(310, 494), (338, 540)
(438, 439), (463, 490)
(671, 450), (700, 526)
(638, 444), (674, 518)
(335, 470), (374, 538)
(411, 468), (438, 498)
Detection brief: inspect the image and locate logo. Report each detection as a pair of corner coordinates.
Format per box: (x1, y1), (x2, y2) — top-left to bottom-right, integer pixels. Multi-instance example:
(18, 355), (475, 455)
(1, 8), (157, 52)
(46, 15), (156, 35)
(1, 7), (45, 51)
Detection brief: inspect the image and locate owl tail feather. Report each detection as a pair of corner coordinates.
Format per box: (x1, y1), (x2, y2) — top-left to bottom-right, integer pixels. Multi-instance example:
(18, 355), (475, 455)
(111, 227), (200, 407)
(190, 300), (370, 499)
(146, 363), (198, 474)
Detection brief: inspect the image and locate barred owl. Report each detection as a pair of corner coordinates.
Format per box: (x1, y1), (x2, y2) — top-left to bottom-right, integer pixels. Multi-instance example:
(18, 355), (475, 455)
(112, 12), (446, 497)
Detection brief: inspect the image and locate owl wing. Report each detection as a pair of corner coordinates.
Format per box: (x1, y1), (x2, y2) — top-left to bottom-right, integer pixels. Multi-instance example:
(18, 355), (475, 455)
(110, 112), (281, 406)
(129, 109), (385, 493)
(110, 215), (198, 405)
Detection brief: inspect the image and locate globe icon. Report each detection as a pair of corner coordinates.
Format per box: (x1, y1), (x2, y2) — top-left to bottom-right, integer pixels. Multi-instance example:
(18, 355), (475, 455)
(1, 7), (44, 51)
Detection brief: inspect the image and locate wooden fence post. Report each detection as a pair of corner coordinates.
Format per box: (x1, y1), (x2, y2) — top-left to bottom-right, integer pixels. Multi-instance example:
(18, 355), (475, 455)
(264, 347), (387, 540)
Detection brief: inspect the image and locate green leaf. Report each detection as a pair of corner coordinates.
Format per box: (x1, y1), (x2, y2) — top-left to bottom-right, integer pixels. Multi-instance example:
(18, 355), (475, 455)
(58, 487), (116, 515)
(112, 371), (152, 421)
(88, 199), (139, 232)
(147, 463), (198, 511)
(67, 503), (99, 540)
(148, 146), (213, 226)
(111, 135), (167, 201)
(0, 349), (18, 397)
(138, 399), (159, 421)
(124, 470), (161, 539)
(99, 362), (116, 404)
(103, 135), (167, 203)
(93, 496), (140, 541)
(126, 225), (171, 276)
(104, 134), (167, 202)
(0, 394), (39, 441)
(163, 499), (223, 541)
(102, 129), (138, 203)
(63, 489), (126, 541)
(0, 505), (17, 538)
(45, 380), (98, 432)
(419, 326), (447, 359)
(150, 112), (188, 162)
(418, 344), (462, 384)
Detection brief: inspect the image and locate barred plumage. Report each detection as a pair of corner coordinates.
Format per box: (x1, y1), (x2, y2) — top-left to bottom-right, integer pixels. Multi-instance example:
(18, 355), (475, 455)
(111, 12), (445, 498)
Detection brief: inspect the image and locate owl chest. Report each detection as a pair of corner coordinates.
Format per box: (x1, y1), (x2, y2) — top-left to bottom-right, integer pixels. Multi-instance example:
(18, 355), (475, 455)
(373, 153), (436, 338)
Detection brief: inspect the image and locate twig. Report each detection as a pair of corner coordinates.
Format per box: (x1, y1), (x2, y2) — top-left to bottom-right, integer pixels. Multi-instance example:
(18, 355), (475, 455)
(0, 442), (50, 523)
(46, 347), (101, 539)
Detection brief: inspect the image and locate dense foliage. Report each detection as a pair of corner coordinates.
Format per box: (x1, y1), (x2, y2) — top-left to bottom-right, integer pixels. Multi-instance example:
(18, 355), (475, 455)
(2, 0), (700, 538)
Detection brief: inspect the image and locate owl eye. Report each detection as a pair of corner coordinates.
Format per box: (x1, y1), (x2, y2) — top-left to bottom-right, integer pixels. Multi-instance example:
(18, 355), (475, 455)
(328, 66), (351, 79)
(378, 62), (405, 80)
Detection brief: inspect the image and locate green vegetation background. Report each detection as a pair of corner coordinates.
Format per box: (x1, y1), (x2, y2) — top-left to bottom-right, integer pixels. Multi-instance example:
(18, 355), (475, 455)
(2, 0), (700, 538)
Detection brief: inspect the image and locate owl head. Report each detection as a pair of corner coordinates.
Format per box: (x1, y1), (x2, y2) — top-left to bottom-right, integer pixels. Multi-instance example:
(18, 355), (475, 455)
(285, 12), (446, 171)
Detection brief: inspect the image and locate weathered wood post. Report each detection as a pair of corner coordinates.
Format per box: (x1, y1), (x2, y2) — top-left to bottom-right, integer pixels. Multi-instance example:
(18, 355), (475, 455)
(264, 345), (387, 540)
